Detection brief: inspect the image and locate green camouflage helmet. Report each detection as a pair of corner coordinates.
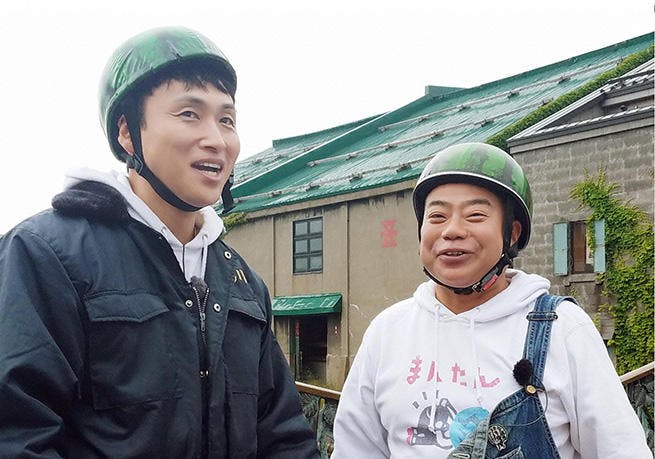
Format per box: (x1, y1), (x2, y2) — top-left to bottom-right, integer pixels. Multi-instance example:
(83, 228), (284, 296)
(412, 142), (532, 250)
(99, 26), (237, 162)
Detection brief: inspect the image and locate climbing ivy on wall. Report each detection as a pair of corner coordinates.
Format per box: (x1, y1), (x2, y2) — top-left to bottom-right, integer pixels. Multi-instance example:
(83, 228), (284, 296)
(486, 44), (655, 152)
(571, 169), (654, 373)
(220, 211), (249, 235)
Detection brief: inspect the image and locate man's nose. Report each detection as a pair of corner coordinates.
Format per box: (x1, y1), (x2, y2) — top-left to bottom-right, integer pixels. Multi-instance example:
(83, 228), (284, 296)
(441, 216), (466, 239)
(200, 120), (227, 152)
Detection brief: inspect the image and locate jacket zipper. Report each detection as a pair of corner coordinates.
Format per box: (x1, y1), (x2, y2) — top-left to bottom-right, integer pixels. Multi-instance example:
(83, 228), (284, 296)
(191, 277), (210, 456)
(192, 283), (209, 372)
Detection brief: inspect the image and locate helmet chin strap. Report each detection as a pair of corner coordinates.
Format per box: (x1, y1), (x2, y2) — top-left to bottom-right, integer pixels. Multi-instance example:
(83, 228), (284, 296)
(423, 251), (513, 296)
(124, 106), (201, 213)
(126, 154), (202, 212)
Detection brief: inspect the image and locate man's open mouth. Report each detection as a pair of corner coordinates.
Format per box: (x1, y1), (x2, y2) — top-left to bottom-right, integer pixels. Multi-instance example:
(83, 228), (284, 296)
(193, 162), (222, 176)
(440, 250), (466, 257)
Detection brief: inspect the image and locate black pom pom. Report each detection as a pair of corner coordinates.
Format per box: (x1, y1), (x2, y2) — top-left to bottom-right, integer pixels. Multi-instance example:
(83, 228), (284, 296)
(513, 359), (533, 386)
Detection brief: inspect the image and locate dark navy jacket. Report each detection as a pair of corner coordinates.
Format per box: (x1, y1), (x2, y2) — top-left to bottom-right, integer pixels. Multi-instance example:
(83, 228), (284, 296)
(0, 181), (318, 458)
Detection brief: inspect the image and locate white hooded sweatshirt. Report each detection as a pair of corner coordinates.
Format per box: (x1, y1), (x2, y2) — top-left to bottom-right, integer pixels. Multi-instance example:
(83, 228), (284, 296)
(63, 167), (224, 281)
(333, 270), (651, 458)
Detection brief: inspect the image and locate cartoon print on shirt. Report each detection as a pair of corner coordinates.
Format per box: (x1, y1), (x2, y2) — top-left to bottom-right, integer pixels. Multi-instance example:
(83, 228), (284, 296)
(407, 391), (457, 448)
(405, 355), (502, 448)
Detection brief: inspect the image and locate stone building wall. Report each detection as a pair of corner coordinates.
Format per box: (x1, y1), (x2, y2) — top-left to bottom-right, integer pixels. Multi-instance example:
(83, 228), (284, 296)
(513, 124), (654, 337)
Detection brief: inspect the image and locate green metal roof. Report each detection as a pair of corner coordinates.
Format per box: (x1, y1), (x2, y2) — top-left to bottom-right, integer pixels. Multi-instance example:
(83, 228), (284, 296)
(227, 33), (653, 214)
(233, 116), (377, 186)
(272, 293), (342, 316)
(509, 58), (655, 145)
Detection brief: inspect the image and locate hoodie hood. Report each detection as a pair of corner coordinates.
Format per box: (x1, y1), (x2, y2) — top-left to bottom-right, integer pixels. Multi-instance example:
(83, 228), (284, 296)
(415, 269), (550, 323)
(62, 167), (224, 281)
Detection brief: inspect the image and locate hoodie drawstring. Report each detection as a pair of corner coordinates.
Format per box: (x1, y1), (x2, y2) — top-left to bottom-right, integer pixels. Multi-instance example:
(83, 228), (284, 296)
(469, 319), (484, 406)
(428, 307), (485, 435)
(200, 234), (209, 280)
(428, 305), (440, 434)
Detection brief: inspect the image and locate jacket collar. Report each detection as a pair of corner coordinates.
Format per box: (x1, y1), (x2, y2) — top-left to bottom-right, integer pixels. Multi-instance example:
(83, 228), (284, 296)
(52, 180), (131, 223)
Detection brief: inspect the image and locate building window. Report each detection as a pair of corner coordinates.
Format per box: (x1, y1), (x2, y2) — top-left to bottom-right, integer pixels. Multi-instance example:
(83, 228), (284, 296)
(553, 220), (605, 275)
(293, 217), (323, 273)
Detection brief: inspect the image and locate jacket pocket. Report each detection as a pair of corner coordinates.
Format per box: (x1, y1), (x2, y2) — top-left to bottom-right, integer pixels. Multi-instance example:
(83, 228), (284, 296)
(84, 292), (182, 409)
(224, 296), (266, 394)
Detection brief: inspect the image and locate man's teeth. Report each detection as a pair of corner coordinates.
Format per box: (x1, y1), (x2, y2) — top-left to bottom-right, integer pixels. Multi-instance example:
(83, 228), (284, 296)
(445, 251), (464, 256)
(194, 163), (221, 175)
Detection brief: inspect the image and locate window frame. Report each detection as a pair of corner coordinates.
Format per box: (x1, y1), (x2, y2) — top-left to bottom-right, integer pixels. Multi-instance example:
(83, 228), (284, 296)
(292, 217), (323, 274)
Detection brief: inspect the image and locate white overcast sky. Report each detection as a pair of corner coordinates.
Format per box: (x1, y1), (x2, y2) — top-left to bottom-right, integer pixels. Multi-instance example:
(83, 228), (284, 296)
(1, 0), (652, 233)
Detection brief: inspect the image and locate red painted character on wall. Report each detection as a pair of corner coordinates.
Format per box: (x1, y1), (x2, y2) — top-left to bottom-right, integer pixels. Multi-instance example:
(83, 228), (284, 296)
(381, 219), (398, 247)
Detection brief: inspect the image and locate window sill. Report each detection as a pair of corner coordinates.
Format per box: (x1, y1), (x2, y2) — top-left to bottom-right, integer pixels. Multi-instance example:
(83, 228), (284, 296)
(293, 271), (324, 276)
(562, 272), (602, 286)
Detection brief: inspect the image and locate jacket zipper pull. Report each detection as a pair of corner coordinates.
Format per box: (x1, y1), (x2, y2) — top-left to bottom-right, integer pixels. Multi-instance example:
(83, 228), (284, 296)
(199, 310), (206, 332)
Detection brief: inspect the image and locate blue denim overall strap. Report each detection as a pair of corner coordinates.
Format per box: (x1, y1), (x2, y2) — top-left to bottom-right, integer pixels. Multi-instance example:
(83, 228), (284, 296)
(448, 294), (575, 459)
(523, 294), (574, 390)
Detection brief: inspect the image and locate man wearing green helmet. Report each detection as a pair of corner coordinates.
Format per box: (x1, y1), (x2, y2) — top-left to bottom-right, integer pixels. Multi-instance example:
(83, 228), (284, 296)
(0, 27), (318, 457)
(333, 143), (650, 458)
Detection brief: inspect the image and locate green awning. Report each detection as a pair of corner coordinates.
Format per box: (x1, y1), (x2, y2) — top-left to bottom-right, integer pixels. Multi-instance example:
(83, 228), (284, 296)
(272, 293), (342, 316)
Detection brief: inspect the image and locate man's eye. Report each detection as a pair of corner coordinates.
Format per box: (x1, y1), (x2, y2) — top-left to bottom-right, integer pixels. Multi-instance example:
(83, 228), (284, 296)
(468, 212), (486, 220)
(221, 116), (236, 127)
(179, 110), (198, 119)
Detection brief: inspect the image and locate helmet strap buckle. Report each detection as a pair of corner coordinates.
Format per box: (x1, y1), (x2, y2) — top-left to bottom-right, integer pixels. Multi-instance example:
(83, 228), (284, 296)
(126, 154), (144, 174)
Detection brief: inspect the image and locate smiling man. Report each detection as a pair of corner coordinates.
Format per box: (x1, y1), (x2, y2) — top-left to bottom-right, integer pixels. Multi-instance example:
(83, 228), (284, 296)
(332, 143), (650, 458)
(0, 27), (318, 458)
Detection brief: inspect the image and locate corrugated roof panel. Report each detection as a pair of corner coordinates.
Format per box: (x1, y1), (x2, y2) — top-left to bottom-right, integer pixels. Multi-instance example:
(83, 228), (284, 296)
(227, 33), (653, 214)
(233, 115), (377, 185)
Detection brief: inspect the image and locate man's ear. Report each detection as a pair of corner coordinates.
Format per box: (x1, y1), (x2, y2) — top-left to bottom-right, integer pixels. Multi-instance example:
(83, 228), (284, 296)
(117, 115), (134, 156)
(511, 220), (522, 246)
